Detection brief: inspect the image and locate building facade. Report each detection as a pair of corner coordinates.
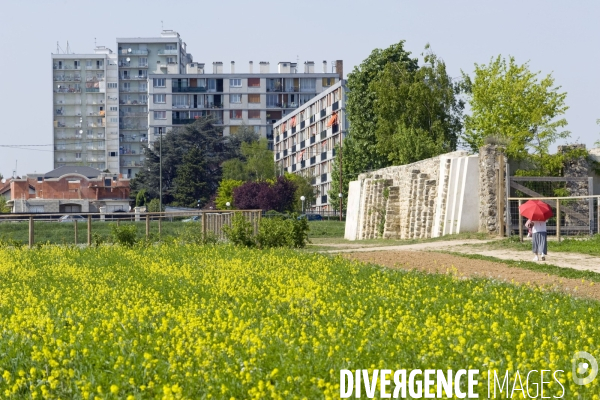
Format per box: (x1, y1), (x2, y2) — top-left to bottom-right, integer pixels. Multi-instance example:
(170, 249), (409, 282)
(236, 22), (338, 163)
(147, 60), (342, 151)
(52, 30), (342, 179)
(4, 166), (130, 214)
(273, 80), (347, 211)
(52, 31), (192, 178)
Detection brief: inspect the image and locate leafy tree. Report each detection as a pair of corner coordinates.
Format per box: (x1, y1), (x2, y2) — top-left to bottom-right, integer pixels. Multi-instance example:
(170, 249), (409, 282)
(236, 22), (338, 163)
(135, 189), (147, 207)
(233, 176), (297, 212)
(0, 196), (10, 213)
(131, 117), (235, 205)
(371, 48), (464, 165)
(345, 41), (418, 174)
(284, 173), (316, 212)
(171, 146), (208, 208)
(229, 123), (260, 149)
(215, 179), (243, 210)
(462, 55), (569, 166)
(222, 139), (274, 181)
(146, 198), (163, 212)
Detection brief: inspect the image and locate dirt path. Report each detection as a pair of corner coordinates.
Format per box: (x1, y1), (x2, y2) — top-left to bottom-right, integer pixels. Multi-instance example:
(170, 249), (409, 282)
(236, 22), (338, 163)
(340, 251), (600, 301)
(326, 239), (600, 274)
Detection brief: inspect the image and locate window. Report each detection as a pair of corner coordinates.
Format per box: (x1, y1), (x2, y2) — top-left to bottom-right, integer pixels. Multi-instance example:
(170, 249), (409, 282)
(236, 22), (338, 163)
(230, 94), (242, 103)
(266, 94), (278, 107)
(109, 106), (118, 111)
(230, 110), (242, 119)
(300, 78), (316, 91)
(322, 77), (336, 87)
(74, 60), (80, 69)
(154, 111), (166, 119)
(172, 95), (188, 108)
(96, 60), (104, 69)
(122, 82), (130, 91)
(153, 78), (166, 87)
(110, 151), (117, 157)
(75, 152), (82, 159)
(166, 44), (176, 50)
(29, 206), (44, 213)
(248, 110), (261, 119)
(166, 57), (176, 64)
(110, 117), (118, 123)
(248, 78), (260, 87)
(107, 82), (117, 89)
(154, 94), (166, 104)
(86, 60), (92, 68)
(154, 127), (164, 135)
(229, 79), (242, 87)
(138, 57), (148, 67)
(248, 94), (260, 103)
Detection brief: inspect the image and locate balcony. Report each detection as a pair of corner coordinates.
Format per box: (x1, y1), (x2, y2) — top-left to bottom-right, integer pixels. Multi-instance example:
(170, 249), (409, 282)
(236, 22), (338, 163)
(172, 118), (197, 125)
(120, 75), (148, 80)
(172, 86), (206, 93)
(120, 161), (143, 167)
(120, 112), (147, 118)
(54, 88), (81, 93)
(121, 49), (149, 55)
(120, 135), (147, 143)
(85, 88), (100, 93)
(54, 74), (82, 82)
(158, 49), (178, 55)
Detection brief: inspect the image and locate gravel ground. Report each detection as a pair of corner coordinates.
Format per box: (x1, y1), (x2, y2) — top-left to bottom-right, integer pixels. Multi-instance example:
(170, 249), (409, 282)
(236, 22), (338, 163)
(341, 250), (600, 301)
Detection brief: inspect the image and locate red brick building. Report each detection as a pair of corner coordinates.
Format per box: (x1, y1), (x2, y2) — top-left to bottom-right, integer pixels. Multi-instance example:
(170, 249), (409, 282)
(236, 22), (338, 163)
(1, 166), (130, 213)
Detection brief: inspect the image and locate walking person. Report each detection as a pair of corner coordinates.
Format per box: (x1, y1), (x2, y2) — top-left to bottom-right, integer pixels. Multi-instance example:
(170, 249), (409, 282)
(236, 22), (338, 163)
(519, 199), (553, 262)
(526, 218), (547, 261)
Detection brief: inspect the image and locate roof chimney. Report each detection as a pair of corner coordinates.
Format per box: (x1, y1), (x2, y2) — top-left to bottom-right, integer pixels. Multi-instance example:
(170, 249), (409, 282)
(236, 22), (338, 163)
(323, 60), (327, 73)
(213, 62), (223, 74)
(304, 61), (314, 74)
(249, 61), (253, 73)
(259, 61), (269, 73)
(278, 62), (291, 74)
(335, 60), (344, 79)
(230, 61), (235, 74)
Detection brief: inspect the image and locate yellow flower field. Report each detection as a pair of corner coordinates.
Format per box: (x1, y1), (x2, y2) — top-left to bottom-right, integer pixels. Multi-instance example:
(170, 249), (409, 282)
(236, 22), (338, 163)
(0, 244), (598, 399)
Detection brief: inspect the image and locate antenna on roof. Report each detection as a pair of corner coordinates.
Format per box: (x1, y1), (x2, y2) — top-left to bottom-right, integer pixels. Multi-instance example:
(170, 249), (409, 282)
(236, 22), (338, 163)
(13, 160), (17, 179)
(94, 37), (97, 47)
(66, 41), (71, 54)
(161, 20), (164, 30)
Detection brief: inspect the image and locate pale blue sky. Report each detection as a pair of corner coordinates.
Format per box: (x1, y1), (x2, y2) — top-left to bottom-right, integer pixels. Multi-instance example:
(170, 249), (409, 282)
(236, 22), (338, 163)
(1, 0), (598, 177)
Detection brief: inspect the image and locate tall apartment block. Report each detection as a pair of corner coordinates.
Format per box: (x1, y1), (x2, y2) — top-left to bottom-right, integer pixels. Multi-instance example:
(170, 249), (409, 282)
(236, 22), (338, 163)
(147, 60), (342, 151)
(273, 80), (347, 212)
(52, 30), (191, 178)
(53, 30), (341, 178)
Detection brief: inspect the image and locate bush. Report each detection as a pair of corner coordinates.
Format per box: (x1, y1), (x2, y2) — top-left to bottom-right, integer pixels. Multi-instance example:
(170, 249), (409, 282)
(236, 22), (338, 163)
(111, 224), (138, 247)
(223, 213), (256, 247)
(224, 213), (310, 249)
(180, 223), (219, 245)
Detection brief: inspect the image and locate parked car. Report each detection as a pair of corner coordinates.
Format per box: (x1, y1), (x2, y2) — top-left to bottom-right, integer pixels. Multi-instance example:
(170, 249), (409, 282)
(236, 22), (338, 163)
(58, 215), (86, 223)
(182, 216), (200, 222)
(298, 214), (323, 221)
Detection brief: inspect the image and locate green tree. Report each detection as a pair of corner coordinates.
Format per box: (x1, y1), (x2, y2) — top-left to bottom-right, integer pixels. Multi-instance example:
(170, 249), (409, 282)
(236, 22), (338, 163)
(462, 55), (569, 166)
(0, 196), (10, 213)
(135, 189), (147, 207)
(215, 179), (243, 210)
(345, 41), (418, 174)
(131, 116), (235, 206)
(222, 139), (274, 181)
(371, 48), (464, 165)
(284, 173), (316, 212)
(171, 146), (208, 208)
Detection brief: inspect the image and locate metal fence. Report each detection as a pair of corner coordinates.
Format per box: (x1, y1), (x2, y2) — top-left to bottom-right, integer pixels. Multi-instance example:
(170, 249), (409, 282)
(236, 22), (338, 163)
(508, 195), (600, 241)
(0, 210), (262, 248)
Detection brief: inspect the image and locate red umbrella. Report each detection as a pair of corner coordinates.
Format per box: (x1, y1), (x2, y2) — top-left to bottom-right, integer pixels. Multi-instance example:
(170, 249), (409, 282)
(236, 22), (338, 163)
(519, 200), (553, 221)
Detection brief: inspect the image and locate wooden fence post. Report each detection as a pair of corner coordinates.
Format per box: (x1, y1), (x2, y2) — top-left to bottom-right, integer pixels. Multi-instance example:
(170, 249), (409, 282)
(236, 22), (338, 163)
(145, 214), (150, 239)
(87, 215), (92, 246)
(202, 211), (207, 240)
(597, 197), (600, 235)
(158, 215), (162, 236)
(518, 199), (523, 242)
(28, 216), (34, 248)
(498, 155), (505, 237)
(74, 220), (78, 245)
(556, 199), (561, 243)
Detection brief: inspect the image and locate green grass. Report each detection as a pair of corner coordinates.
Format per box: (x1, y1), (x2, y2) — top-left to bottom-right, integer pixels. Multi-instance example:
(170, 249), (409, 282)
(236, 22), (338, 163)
(442, 251), (600, 282)
(0, 220), (188, 245)
(469, 234), (600, 256)
(306, 220), (346, 238)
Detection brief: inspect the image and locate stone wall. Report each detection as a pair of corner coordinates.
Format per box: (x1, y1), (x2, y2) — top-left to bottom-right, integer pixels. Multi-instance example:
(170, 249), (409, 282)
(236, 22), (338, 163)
(478, 145), (507, 235)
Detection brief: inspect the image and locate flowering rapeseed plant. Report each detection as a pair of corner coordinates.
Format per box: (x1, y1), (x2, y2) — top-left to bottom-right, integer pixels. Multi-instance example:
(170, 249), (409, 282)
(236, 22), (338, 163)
(0, 244), (597, 398)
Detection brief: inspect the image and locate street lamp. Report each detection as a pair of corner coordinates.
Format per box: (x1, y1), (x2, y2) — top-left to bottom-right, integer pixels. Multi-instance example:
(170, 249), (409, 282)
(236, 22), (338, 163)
(197, 200), (201, 210)
(338, 193), (343, 221)
(226, 201), (231, 210)
(300, 196), (306, 214)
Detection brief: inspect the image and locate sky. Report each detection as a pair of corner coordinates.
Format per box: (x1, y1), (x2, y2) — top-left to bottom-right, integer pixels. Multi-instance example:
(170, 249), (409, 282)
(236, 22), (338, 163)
(0, 0), (599, 178)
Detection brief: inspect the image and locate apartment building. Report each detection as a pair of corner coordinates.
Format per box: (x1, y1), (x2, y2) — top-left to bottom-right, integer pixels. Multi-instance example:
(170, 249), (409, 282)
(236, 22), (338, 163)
(148, 60), (342, 151)
(273, 80), (347, 212)
(52, 30), (191, 178)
